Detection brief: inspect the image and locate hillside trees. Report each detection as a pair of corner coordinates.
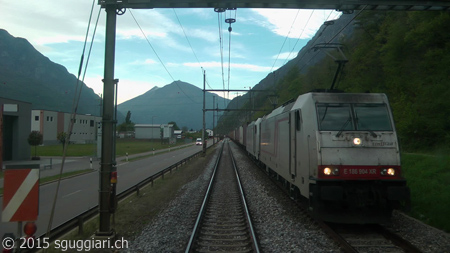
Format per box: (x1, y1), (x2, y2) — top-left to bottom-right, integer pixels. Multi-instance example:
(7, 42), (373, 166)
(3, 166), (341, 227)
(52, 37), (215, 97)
(234, 11), (449, 151)
(269, 11), (450, 151)
(338, 11), (450, 150)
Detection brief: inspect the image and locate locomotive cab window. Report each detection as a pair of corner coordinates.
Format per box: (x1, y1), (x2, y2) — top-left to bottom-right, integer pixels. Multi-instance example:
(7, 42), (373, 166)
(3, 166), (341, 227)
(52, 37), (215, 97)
(317, 103), (393, 132)
(317, 104), (354, 131)
(354, 104), (393, 131)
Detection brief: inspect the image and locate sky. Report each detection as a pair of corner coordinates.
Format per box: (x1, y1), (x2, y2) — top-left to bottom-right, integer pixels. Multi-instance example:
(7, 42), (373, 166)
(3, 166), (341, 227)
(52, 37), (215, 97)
(1, 1), (341, 104)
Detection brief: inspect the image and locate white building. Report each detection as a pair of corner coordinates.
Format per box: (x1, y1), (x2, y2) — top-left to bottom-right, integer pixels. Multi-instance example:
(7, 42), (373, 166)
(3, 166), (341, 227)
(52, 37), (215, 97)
(31, 110), (101, 145)
(174, 130), (183, 138)
(135, 124), (175, 143)
(206, 129), (213, 138)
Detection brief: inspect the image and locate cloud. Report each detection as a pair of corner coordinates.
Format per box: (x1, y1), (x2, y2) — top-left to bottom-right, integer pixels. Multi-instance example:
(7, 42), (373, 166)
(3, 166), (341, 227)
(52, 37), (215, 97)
(183, 61), (271, 72)
(1, 1), (103, 45)
(130, 59), (158, 65)
(251, 9), (340, 39)
(272, 52), (297, 61)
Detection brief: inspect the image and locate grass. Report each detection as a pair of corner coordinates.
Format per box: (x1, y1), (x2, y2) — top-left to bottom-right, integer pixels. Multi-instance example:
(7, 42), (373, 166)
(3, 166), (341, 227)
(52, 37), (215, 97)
(43, 146), (216, 252)
(401, 152), (450, 232)
(32, 138), (193, 157)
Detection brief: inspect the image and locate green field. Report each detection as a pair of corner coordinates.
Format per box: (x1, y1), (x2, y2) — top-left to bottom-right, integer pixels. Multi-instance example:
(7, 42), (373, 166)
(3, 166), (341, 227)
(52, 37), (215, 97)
(32, 138), (193, 157)
(402, 152), (450, 232)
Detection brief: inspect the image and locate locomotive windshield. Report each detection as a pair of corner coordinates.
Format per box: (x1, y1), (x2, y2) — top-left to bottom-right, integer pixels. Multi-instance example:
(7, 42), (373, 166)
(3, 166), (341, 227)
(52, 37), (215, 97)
(317, 103), (393, 131)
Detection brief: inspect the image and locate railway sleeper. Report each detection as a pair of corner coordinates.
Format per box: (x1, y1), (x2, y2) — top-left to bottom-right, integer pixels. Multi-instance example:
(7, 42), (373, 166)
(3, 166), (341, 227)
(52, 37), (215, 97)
(198, 236), (250, 242)
(197, 241), (251, 247)
(202, 224), (247, 229)
(201, 231), (248, 236)
(204, 219), (246, 224)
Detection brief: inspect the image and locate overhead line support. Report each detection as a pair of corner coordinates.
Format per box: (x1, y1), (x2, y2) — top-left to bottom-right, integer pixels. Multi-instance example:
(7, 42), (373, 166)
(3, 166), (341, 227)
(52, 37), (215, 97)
(202, 70), (206, 156)
(97, 4), (117, 238)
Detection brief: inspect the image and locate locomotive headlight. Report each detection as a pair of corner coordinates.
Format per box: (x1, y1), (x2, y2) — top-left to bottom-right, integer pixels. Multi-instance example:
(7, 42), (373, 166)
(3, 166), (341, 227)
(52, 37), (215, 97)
(353, 138), (362, 146)
(324, 167), (332, 175)
(381, 168), (396, 176)
(387, 168), (396, 176)
(323, 167), (339, 176)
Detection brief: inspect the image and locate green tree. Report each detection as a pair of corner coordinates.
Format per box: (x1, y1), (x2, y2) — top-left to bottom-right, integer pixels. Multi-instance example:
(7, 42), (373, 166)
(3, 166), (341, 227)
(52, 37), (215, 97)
(168, 121), (180, 130)
(118, 110), (135, 132)
(57, 132), (67, 150)
(28, 131), (43, 159)
(125, 110), (132, 124)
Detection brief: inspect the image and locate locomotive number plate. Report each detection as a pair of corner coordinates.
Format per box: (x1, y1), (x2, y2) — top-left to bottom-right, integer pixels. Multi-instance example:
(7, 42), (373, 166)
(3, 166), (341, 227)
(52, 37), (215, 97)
(343, 168), (377, 175)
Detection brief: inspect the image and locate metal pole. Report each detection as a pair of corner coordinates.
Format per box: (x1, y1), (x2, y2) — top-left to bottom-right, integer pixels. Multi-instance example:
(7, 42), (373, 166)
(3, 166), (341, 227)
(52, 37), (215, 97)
(202, 70), (206, 155)
(249, 87), (252, 122)
(213, 96), (215, 145)
(216, 101), (219, 139)
(98, 5), (116, 236)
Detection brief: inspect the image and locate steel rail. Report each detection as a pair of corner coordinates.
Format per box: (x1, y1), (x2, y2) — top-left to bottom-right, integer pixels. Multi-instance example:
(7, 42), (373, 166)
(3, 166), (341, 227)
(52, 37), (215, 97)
(232, 139), (421, 253)
(373, 224), (423, 253)
(231, 139), (357, 252)
(229, 142), (261, 253)
(185, 142), (224, 252)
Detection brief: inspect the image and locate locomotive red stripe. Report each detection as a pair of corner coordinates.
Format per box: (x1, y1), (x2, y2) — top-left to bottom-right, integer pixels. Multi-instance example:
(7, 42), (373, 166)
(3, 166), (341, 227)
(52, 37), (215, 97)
(317, 165), (402, 180)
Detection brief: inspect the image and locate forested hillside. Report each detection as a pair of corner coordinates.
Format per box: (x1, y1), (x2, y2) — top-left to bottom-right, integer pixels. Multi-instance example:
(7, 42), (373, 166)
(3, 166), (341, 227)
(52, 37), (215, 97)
(237, 11), (450, 151)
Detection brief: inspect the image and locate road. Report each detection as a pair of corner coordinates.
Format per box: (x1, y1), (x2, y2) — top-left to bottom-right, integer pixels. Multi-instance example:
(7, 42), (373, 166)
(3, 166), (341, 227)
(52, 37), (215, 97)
(0, 143), (210, 238)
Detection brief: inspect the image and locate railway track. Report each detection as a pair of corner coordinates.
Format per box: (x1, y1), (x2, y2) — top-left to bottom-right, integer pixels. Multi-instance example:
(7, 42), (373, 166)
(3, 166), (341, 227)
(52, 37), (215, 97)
(234, 142), (422, 253)
(185, 140), (260, 253)
(326, 223), (423, 253)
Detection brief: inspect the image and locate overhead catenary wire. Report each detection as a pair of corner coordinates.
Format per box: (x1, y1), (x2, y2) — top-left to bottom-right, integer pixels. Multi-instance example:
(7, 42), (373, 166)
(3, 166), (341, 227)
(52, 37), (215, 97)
(281, 10), (316, 66)
(297, 6), (367, 74)
(45, 0), (99, 239)
(129, 9), (198, 104)
(172, 8), (214, 89)
(225, 8), (237, 98)
(269, 9), (301, 74)
(216, 10), (227, 105)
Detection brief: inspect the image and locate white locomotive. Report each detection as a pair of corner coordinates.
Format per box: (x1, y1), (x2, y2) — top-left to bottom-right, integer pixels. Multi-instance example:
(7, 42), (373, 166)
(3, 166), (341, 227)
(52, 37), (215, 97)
(241, 92), (410, 223)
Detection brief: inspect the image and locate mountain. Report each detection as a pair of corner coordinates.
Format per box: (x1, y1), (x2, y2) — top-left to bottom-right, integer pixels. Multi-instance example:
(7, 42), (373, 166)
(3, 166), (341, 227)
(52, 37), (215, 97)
(117, 81), (230, 130)
(218, 11), (450, 151)
(217, 13), (356, 133)
(0, 29), (101, 116)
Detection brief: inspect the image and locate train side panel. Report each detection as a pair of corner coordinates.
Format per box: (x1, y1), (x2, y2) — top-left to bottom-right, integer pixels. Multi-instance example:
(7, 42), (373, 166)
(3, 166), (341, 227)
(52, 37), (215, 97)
(246, 121), (255, 157)
(246, 118), (262, 160)
(288, 94), (318, 198)
(260, 103), (294, 182)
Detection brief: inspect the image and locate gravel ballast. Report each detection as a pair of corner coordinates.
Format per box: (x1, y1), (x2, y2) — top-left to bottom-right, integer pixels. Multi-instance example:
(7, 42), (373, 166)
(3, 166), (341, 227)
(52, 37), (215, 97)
(129, 141), (450, 252)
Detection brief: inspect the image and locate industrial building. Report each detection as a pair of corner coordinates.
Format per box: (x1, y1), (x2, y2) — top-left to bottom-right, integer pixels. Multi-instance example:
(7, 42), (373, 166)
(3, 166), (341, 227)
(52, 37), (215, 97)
(135, 124), (175, 144)
(31, 110), (102, 145)
(1, 97), (32, 161)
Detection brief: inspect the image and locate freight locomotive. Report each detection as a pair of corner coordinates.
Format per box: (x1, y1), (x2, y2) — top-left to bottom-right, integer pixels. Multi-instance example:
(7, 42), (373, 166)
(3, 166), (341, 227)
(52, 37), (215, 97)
(231, 92), (410, 223)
